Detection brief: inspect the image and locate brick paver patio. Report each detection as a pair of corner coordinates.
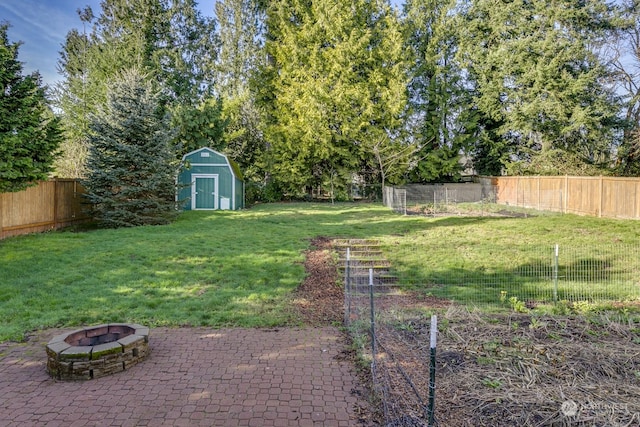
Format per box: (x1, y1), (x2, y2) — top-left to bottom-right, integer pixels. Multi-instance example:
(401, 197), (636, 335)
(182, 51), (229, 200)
(0, 327), (368, 426)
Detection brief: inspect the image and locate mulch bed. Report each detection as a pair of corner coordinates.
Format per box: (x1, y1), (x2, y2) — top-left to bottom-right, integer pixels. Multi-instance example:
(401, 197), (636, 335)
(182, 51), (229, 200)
(373, 306), (640, 426)
(292, 236), (383, 425)
(292, 236), (345, 325)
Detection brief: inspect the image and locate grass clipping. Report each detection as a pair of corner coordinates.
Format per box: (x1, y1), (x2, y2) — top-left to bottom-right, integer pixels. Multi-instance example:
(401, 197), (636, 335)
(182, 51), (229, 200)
(373, 307), (640, 426)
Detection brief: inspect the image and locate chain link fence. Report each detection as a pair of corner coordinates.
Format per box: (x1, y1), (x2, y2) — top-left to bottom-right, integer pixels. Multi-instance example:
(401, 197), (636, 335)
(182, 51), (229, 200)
(383, 184), (496, 216)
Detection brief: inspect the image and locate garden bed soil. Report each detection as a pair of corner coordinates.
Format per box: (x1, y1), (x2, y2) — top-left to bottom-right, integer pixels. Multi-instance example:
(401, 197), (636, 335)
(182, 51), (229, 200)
(294, 236), (640, 426)
(376, 308), (640, 426)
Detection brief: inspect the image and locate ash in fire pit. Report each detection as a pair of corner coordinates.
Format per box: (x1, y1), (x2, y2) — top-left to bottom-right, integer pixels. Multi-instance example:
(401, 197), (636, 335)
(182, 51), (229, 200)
(46, 323), (149, 380)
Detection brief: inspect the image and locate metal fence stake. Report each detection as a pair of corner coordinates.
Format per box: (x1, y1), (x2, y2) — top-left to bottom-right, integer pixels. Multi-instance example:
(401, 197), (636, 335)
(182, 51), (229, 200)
(427, 315), (438, 426)
(553, 244), (559, 304)
(369, 268), (376, 372)
(344, 247), (351, 326)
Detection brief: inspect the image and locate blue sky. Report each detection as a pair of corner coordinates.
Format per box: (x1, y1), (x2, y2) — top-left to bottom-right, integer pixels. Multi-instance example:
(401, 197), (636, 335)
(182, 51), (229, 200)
(1, 0), (404, 89)
(0, 0), (214, 87)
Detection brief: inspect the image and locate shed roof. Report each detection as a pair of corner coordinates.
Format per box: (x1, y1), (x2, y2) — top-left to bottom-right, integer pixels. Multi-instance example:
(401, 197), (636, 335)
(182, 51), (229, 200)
(181, 147), (243, 181)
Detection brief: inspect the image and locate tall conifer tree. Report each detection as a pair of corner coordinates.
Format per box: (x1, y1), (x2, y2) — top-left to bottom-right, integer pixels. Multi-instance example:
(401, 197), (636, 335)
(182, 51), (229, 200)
(53, 7), (94, 178)
(458, 0), (620, 174)
(56, 0), (221, 177)
(0, 23), (62, 192)
(614, 0), (640, 175)
(84, 69), (179, 227)
(259, 0), (407, 197)
(403, 0), (471, 182)
(215, 0), (266, 191)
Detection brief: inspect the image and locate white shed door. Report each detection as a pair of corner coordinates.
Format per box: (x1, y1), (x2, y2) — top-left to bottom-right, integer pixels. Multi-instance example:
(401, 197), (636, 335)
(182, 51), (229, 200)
(192, 176), (218, 210)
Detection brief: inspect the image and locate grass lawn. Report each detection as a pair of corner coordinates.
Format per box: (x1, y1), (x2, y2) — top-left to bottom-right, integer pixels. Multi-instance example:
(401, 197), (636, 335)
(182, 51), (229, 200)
(378, 209), (640, 307)
(1, 202), (639, 342)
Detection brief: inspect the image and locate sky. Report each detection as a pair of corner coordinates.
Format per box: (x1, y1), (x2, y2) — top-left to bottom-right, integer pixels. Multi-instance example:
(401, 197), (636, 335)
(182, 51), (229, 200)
(1, 0), (404, 89)
(0, 0), (214, 87)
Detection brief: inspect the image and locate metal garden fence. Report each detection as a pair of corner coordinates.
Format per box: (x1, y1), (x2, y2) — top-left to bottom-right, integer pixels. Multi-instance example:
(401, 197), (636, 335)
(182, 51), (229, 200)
(397, 243), (640, 308)
(337, 239), (640, 426)
(386, 175), (640, 220)
(383, 184), (496, 217)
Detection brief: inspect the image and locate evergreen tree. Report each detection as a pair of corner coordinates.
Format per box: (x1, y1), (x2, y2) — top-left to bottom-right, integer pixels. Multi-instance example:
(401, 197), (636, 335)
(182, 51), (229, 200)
(458, 0), (621, 174)
(172, 97), (225, 154)
(468, 114), (510, 176)
(53, 7), (94, 178)
(84, 69), (179, 227)
(403, 0), (471, 182)
(215, 0), (267, 194)
(0, 23), (62, 192)
(613, 0), (640, 175)
(215, 0), (264, 100)
(55, 1), (221, 177)
(259, 0), (407, 197)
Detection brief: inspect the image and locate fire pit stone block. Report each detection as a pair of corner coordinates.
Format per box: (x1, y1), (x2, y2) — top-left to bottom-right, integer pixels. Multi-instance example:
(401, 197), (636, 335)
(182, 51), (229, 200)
(46, 323), (149, 380)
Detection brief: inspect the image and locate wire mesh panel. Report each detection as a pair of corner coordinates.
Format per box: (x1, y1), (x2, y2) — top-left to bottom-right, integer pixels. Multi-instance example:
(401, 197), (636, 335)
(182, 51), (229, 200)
(346, 275), (433, 424)
(339, 239), (439, 426)
(384, 187), (407, 215)
(386, 244), (640, 309)
(339, 239), (640, 426)
(556, 244), (640, 303)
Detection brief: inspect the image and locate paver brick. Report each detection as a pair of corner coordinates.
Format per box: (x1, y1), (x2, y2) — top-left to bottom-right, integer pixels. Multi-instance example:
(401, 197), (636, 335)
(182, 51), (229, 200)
(1, 327), (369, 426)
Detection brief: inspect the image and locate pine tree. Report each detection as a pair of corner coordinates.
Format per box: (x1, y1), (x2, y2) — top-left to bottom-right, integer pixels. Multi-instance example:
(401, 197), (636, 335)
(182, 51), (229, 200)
(0, 23), (62, 192)
(83, 69), (179, 227)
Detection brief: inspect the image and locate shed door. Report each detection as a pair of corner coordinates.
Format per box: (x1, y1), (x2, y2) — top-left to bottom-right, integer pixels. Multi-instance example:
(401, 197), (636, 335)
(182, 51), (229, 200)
(192, 175), (218, 210)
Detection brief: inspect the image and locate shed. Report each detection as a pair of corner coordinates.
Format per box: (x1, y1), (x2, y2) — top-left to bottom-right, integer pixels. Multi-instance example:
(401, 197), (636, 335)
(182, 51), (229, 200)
(177, 148), (244, 210)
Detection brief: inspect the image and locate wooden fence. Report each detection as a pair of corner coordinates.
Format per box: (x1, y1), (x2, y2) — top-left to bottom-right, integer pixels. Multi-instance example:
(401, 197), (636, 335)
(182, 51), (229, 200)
(0, 179), (90, 240)
(479, 176), (640, 220)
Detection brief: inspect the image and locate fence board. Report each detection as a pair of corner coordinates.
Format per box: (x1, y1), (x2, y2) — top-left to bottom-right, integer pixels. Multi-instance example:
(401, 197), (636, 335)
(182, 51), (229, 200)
(566, 177), (595, 216)
(390, 176), (640, 220)
(492, 176), (640, 220)
(0, 180), (90, 239)
(55, 180), (86, 225)
(602, 178), (637, 219)
(1, 181), (54, 229)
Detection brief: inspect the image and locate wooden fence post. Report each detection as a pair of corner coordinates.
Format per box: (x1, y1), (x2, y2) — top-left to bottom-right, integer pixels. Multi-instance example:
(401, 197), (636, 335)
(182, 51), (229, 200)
(53, 179), (59, 229)
(599, 176), (604, 218)
(0, 191), (3, 238)
(564, 175), (568, 214)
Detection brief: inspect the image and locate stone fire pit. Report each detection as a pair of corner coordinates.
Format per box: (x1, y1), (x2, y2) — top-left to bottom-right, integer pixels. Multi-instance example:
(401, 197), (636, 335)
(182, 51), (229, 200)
(46, 323), (149, 380)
